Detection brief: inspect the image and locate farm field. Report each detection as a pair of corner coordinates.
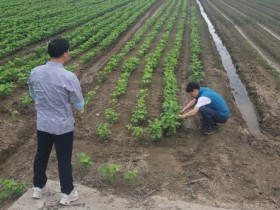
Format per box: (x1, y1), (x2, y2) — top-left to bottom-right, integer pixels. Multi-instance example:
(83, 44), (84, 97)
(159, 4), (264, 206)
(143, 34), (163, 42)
(0, 0), (280, 209)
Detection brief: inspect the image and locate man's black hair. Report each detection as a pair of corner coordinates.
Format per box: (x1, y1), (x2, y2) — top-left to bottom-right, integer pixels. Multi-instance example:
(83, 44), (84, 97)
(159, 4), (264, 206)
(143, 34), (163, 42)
(186, 82), (200, 92)
(47, 38), (70, 58)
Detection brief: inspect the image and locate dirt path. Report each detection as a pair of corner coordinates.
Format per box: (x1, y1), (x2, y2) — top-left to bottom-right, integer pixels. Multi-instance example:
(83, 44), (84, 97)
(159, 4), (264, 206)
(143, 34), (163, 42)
(9, 180), (236, 210)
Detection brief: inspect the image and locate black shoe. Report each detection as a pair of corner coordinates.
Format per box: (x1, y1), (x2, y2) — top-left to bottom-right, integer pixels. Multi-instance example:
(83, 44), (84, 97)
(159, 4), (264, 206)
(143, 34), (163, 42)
(202, 125), (219, 135)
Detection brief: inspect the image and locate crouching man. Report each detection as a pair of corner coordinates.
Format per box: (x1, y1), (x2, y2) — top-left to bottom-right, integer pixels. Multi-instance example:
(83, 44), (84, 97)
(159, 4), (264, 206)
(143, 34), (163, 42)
(178, 82), (230, 135)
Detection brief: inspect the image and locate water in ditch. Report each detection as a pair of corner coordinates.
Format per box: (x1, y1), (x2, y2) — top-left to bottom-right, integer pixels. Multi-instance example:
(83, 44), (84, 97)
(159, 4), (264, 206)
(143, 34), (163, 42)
(196, 0), (261, 135)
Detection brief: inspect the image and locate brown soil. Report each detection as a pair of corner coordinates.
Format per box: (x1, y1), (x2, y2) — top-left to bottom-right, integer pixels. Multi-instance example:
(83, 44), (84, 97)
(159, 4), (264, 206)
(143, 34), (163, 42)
(1, 0), (280, 210)
(202, 0), (280, 138)
(205, 0), (280, 71)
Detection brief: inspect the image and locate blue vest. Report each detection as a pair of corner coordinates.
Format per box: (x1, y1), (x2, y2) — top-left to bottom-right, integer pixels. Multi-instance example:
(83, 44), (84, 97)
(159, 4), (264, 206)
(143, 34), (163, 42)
(196, 87), (230, 118)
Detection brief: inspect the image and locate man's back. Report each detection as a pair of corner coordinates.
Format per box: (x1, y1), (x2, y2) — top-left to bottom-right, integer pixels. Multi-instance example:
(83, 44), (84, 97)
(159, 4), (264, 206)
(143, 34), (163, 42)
(28, 61), (83, 135)
(198, 87), (230, 118)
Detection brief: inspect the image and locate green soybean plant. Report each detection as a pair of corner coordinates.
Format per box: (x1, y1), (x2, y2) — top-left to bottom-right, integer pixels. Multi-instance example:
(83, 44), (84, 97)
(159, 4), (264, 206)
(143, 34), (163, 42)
(21, 94), (33, 107)
(0, 178), (27, 201)
(131, 89), (148, 125)
(98, 164), (121, 181)
(0, 83), (14, 99)
(96, 123), (111, 138)
(123, 169), (138, 182)
(77, 152), (93, 168)
(104, 108), (120, 124)
(147, 119), (163, 140)
(123, 57), (140, 73)
(84, 85), (100, 106)
(111, 72), (130, 99)
(126, 124), (146, 139)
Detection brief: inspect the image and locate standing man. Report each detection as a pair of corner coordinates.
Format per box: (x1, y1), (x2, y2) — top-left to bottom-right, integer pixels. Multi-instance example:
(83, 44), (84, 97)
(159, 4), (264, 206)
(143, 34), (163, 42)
(28, 38), (84, 205)
(178, 82), (230, 135)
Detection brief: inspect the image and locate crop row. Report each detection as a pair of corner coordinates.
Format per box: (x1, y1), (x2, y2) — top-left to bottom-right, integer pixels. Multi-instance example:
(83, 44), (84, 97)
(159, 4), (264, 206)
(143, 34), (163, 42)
(110, 3), (177, 101)
(0, 0), (131, 57)
(99, 0), (186, 139)
(0, 0), (75, 19)
(71, 0), (155, 60)
(0, 0), (155, 99)
(130, 3), (181, 126)
(79, 0), (157, 63)
(0, 0), (137, 76)
(147, 0), (187, 139)
(83, 0), (172, 106)
(92, 0), (179, 139)
(189, 6), (203, 82)
(109, 1), (177, 102)
(159, 0), (187, 137)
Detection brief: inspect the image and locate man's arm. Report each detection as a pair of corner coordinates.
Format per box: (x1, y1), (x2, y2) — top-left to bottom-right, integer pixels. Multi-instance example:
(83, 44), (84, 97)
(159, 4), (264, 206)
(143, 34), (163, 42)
(178, 106), (199, 119)
(27, 75), (36, 100)
(180, 98), (197, 114)
(68, 74), (84, 111)
(73, 100), (84, 111)
(178, 96), (211, 119)
(29, 86), (36, 100)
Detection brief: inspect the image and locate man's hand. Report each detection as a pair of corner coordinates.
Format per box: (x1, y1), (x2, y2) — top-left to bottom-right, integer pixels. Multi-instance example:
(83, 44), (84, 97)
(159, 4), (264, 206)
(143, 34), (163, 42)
(177, 114), (184, 119)
(179, 109), (184, 114)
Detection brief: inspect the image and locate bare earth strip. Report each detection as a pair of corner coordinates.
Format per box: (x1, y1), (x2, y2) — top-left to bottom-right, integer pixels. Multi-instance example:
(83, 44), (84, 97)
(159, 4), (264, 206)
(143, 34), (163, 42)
(215, 0), (280, 37)
(201, 0), (280, 137)
(206, 0), (280, 71)
(237, 0), (280, 20)
(217, 0), (280, 41)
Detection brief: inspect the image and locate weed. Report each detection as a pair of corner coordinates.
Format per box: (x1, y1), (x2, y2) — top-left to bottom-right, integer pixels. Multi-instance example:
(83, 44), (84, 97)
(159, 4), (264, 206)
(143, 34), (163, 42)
(0, 178), (27, 201)
(176, 171), (190, 182)
(11, 110), (20, 122)
(123, 169), (138, 182)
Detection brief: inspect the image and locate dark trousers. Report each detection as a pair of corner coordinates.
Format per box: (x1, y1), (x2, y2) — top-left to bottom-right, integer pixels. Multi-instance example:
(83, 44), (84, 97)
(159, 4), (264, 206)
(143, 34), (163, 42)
(199, 106), (228, 129)
(33, 130), (74, 194)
